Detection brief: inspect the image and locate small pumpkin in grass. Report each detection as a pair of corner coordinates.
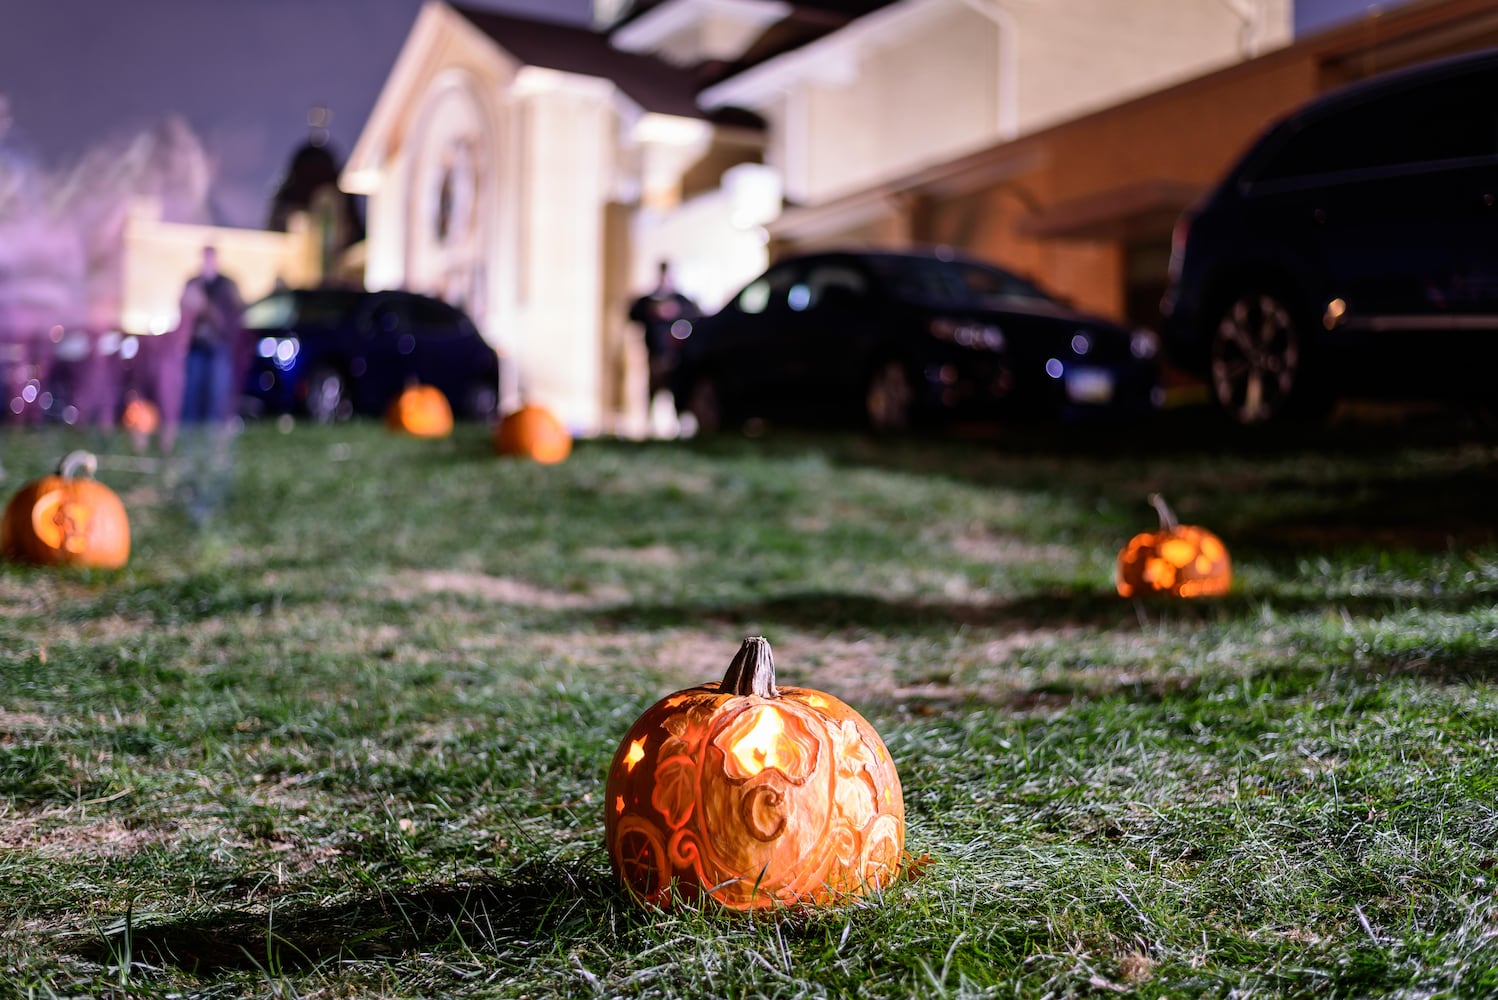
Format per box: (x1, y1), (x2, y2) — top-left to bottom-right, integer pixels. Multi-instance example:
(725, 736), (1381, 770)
(494, 404), (571, 463)
(385, 384), (453, 438)
(121, 396), (160, 436)
(1116, 493), (1230, 598)
(605, 637), (905, 910)
(121, 395), (161, 454)
(1, 451), (130, 569)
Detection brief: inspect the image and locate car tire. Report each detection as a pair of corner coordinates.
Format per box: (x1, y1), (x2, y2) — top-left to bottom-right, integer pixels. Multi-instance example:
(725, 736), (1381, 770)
(465, 379), (499, 423)
(865, 360), (915, 433)
(1208, 289), (1331, 426)
(305, 366), (352, 423)
(683, 377), (724, 435)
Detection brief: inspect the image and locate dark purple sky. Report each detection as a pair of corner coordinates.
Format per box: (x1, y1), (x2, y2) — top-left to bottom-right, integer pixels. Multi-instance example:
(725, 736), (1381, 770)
(0, 0), (591, 227)
(3, 0), (1406, 229)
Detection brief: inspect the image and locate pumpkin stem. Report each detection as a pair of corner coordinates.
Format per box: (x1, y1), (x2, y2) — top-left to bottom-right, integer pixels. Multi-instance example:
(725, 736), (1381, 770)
(57, 450), (99, 481)
(721, 637), (780, 698)
(1147, 493), (1178, 532)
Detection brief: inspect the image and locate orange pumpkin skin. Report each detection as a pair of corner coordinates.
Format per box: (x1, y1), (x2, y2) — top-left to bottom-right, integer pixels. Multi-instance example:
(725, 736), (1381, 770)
(121, 398), (160, 436)
(386, 384), (453, 438)
(1116, 494), (1230, 599)
(1, 452), (130, 570)
(605, 638), (904, 910)
(494, 405), (571, 464)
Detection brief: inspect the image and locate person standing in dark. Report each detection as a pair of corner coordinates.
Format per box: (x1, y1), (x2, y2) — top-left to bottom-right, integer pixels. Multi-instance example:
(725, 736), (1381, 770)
(179, 245), (244, 425)
(174, 245), (245, 524)
(628, 260), (699, 418)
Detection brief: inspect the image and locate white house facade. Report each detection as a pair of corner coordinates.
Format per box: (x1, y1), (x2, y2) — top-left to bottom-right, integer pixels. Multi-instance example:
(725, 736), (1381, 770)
(343, 0), (1292, 434)
(343, 1), (769, 435)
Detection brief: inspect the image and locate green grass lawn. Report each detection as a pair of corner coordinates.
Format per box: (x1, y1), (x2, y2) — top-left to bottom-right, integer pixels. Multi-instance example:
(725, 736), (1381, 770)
(2, 412), (1496, 998)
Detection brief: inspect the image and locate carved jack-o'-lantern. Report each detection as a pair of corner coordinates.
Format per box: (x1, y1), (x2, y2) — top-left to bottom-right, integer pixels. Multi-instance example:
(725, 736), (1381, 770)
(1116, 493), (1230, 599)
(1, 451), (130, 569)
(121, 397), (160, 436)
(121, 396), (161, 455)
(605, 637), (905, 910)
(494, 404), (571, 464)
(385, 384), (453, 438)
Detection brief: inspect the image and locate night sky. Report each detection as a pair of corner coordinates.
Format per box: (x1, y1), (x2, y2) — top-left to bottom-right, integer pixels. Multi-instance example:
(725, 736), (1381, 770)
(1, 0), (1400, 230)
(0, 0), (591, 228)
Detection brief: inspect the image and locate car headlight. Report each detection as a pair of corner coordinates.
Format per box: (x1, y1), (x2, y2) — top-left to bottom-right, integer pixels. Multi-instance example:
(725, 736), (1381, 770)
(929, 318), (1005, 351)
(1130, 328), (1160, 360)
(258, 336), (300, 370)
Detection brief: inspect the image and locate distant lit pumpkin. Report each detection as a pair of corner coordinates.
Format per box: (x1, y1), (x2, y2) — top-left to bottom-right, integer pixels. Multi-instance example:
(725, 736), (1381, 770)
(1, 451), (130, 569)
(1116, 493), (1230, 598)
(494, 404), (571, 464)
(121, 397), (160, 436)
(605, 637), (905, 910)
(385, 384), (453, 438)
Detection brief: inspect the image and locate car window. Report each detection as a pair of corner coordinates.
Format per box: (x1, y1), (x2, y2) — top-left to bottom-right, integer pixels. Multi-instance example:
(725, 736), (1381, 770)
(407, 298), (465, 336)
(1252, 68), (1498, 185)
(798, 264), (867, 310)
(243, 294), (294, 330)
(365, 299), (411, 336)
(736, 265), (800, 314)
(243, 293), (351, 330)
(867, 257), (1051, 309)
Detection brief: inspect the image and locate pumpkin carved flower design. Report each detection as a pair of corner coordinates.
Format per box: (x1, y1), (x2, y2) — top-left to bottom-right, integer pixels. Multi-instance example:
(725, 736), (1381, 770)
(604, 637), (905, 910)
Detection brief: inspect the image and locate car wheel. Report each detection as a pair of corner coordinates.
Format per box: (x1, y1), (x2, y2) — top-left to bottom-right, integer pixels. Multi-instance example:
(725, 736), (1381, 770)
(865, 360), (915, 433)
(305, 366), (351, 423)
(1208, 290), (1328, 425)
(683, 377), (724, 435)
(466, 380), (499, 422)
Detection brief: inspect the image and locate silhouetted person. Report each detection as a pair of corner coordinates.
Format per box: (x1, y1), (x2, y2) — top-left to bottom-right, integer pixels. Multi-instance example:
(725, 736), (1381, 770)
(180, 246), (243, 425)
(627, 261), (699, 418)
(173, 245), (244, 524)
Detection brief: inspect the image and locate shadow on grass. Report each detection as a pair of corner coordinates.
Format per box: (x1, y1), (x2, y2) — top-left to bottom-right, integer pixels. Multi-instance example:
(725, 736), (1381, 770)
(1231, 463), (1498, 552)
(57, 573), (323, 625)
(668, 408), (1498, 553)
(76, 859), (620, 976)
(567, 584), (1498, 636)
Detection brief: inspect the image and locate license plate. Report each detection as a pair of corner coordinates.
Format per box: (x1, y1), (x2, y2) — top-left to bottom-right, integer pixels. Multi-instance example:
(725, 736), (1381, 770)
(1065, 367), (1114, 404)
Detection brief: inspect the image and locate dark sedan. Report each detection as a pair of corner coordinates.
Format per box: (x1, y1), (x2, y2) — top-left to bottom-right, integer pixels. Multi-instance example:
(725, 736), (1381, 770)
(241, 289), (500, 422)
(669, 249), (1161, 432)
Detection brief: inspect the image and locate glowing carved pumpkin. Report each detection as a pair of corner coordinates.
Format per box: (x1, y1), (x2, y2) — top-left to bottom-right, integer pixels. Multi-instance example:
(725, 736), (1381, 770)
(1116, 493), (1230, 598)
(605, 637), (905, 910)
(494, 404), (571, 464)
(1, 451), (130, 569)
(385, 384), (453, 438)
(121, 397), (160, 436)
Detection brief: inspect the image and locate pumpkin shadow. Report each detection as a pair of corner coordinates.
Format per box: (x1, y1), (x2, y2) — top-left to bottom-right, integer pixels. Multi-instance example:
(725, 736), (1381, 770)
(581, 588), (1139, 634)
(1229, 463), (1498, 553)
(61, 572), (321, 624)
(577, 582), (1498, 637)
(73, 859), (620, 976)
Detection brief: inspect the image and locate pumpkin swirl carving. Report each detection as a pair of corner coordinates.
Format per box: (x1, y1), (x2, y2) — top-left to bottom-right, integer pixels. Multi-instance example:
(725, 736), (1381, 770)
(604, 637), (904, 909)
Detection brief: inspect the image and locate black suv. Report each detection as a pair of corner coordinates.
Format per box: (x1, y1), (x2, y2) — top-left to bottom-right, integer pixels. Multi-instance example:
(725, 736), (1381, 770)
(1161, 47), (1498, 424)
